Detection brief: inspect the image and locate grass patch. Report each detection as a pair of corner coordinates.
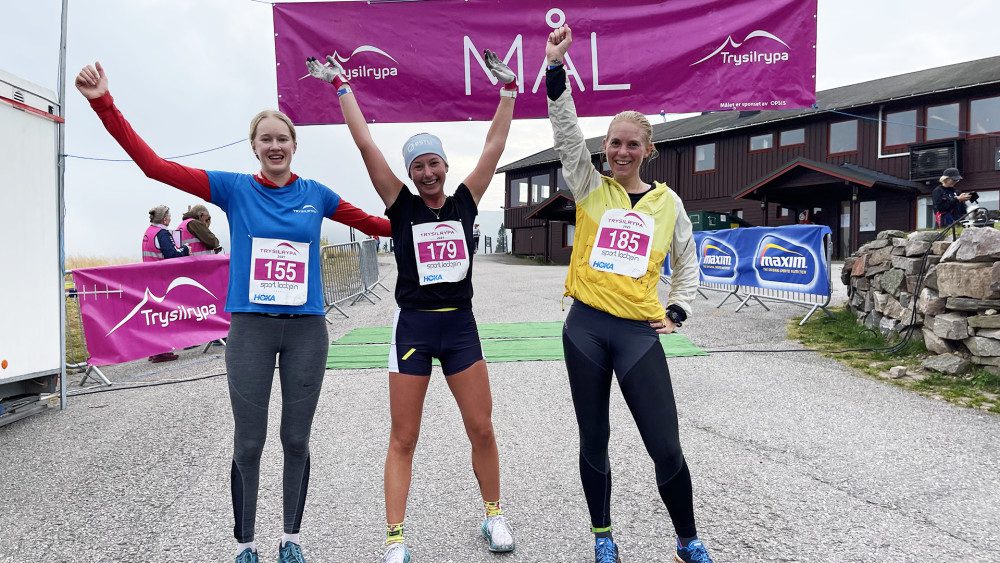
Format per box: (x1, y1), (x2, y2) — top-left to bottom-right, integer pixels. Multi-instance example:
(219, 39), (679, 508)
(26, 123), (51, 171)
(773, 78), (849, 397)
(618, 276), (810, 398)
(789, 307), (999, 414)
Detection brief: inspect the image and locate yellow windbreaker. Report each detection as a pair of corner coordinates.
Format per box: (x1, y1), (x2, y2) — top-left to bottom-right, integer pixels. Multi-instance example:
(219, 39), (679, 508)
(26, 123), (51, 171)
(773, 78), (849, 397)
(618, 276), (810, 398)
(548, 89), (699, 321)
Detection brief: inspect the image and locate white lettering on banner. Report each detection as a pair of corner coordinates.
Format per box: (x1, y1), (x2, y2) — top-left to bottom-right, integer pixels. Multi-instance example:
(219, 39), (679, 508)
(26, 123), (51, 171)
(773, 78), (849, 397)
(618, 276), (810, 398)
(464, 35), (524, 95)
(690, 30), (791, 67)
(590, 32), (630, 91)
(105, 276), (220, 336)
(703, 255), (732, 266)
(140, 304), (218, 328)
(760, 255), (807, 269)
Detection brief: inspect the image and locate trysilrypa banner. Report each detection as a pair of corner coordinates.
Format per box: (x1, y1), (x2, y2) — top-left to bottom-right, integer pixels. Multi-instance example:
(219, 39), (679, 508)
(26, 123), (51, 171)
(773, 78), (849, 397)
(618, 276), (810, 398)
(71, 255), (231, 365)
(273, 0), (818, 124)
(663, 225), (831, 296)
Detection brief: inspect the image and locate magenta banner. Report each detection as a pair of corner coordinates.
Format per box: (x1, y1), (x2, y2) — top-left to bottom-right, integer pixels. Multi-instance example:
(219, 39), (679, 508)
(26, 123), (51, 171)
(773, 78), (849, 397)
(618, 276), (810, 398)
(71, 255), (231, 366)
(273, 0), (817, 124)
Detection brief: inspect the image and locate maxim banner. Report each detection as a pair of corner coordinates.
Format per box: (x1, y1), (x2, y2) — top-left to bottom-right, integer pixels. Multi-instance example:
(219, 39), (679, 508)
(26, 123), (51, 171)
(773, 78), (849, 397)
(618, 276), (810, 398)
(71, 255), (231, 366)
(273, 0), (818, 124)
(662, 225), (831, 296)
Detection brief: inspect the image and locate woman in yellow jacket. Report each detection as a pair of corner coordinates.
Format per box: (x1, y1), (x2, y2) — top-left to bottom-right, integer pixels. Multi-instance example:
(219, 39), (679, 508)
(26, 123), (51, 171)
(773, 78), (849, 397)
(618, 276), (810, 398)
(545, 26), (713, 563)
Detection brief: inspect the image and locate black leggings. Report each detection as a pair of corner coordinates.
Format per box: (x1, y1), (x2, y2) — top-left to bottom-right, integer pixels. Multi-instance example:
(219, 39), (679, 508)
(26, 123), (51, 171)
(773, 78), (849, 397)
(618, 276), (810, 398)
(562, 301), (697, 538)
(225, 313), (329, 543)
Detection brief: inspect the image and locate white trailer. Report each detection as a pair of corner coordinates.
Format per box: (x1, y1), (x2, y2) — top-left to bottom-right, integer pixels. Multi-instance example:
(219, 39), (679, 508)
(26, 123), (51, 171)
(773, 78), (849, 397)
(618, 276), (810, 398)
(0, 69), (63, 425)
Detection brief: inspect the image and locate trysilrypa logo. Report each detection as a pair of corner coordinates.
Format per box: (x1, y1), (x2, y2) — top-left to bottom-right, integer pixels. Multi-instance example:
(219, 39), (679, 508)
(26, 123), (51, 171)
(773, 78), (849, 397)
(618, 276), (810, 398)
(699, 237), (736, 278)
(691, 30), (790, 67)
(300, 45), (399, 80)
(294, 204), (319, 214)
(106, 277), (219, 335)
(754, 235), (815, 283)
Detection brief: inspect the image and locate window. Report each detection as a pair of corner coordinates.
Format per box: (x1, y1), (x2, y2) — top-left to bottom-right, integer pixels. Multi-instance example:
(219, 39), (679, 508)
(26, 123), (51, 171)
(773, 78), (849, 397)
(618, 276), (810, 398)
(860, 201), (876, 232)
(829, 120), (858, 154)
(917, 196), (934, 230)
(885, 109), (917, 147)
(695, 143), (716, 172)
(564, 224), (575, 247)
(749, 133), (773, 151)
(976, 190), (1000, 212)
(556, 168), (569, 192)
(971, 96), (1000, 134)
(780, 128), (805, 146)
(781, 207), (789, 217)
(531, 173), (550, 203)
(511, 177), (529, 206)
(925, 103), (960, 140)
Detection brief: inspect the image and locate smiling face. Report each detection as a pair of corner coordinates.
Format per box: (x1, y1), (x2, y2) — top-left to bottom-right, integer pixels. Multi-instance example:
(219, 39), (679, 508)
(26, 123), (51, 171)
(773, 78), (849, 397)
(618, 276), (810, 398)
(408, 153), (449, 199)
(603, 119), (654, 181)
(252, 116), (296, 178)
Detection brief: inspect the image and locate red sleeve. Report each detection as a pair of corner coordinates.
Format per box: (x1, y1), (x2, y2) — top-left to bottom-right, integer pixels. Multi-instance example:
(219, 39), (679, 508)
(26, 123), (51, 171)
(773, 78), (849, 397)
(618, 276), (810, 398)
(89, 92), (211, 201)
(330, 200), (392, 237)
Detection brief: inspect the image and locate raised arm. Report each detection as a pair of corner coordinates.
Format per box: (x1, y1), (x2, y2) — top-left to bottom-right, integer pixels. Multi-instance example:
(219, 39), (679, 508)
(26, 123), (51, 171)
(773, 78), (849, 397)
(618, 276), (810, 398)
(307, 57), (404, 208)
(330, 199), (392, 238)
(462, 50), (518, 205)
(75, 62), (211, 201)
(544, 27), (601, 201)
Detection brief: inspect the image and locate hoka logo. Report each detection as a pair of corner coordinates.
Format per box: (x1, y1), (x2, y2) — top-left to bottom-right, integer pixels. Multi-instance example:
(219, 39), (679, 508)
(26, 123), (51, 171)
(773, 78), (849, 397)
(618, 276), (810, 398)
(592, 261), (614, 270)
(254, 294), (276, 302)
(423, 274), (443, 283)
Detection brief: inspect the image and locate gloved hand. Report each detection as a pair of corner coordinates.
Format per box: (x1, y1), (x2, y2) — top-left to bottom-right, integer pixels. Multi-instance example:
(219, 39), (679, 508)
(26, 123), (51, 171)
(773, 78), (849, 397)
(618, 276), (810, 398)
(483, 49), (518, 96)
(306, 55), (349, 91)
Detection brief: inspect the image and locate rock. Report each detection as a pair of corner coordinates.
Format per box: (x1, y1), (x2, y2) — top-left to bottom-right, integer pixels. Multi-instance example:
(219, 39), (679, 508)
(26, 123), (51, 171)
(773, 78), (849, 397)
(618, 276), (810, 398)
(923, 328), (957, 354)
(861, 239), (890, 252)
(864, 311), (882, 330)
(878, 230), (907, 240)
(922, 353), (970, 375)
(925, 255), (941, 267)
(891, 256), (923, 276)
(905, 275), (920, 294)
(931, 241), (952, 255)
(891, 246), (906, 256)
(917, 288), (947, 316)
(925, 265), (939, 291)
(936, 262), (997, 299)
(867, 246), (894, 266)
(880, 269), (905, 296)
(991, 263), (1000, 293)
(889, 366), (908, 378)
(850, 290), (865, 309)
(883, 297), (905, 320)
(908, 230), (942, 242)
(841, 258), (855, 285)
(968, 314), (1000, 329)
(945, 297), (1000, 311)
(892, 236), (908, 247)
(952, 227), (1000, 262)
(873, 292), (891, 313)
(851, 254), (868, 277)
(963, 336), (1000, 357)
(975, 328), (1000, 338)
(899, 292), (913, 309)
(866, 262), (891, 276)
(971, 355), (1000, 367)
(904, 240), (932, 257)
(879, 316), (900, 335)
(870, 275), (883, 292)
(932, 312), (972, 340)
(853, 276), (870, 291)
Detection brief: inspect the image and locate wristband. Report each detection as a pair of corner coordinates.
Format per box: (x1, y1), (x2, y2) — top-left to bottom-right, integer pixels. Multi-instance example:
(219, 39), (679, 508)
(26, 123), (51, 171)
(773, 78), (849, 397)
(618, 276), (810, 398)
(500, 88), (517, 99)
(337, 85), (353, 98)
(332, 74), (348, 89)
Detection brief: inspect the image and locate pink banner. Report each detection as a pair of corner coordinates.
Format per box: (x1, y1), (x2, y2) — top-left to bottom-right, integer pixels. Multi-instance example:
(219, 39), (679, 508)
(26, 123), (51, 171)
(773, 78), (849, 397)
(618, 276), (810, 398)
(273, 0), (817, 124)
(71, 255), (231, 366)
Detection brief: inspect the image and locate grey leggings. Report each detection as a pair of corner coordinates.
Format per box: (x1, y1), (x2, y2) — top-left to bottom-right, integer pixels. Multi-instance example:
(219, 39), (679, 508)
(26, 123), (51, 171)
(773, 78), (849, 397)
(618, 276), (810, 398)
(225, 312), (329, 543)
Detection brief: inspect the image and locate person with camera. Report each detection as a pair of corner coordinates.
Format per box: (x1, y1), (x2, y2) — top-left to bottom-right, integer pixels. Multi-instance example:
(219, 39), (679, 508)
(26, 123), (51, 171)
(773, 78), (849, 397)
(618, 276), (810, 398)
(932, 167), (973, 227)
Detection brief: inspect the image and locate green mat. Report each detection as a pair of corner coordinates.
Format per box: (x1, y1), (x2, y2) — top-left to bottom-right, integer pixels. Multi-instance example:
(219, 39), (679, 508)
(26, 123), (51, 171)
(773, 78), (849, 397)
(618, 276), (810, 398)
(327, 322), (706, 370)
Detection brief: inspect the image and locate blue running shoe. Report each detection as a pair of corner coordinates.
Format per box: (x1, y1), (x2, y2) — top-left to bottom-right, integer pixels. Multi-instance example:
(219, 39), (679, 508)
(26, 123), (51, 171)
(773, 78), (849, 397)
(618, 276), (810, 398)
(236, 548), (259, 563)
(675, 539), (713, 563)
(481, 515), (515, 552)
(278, 541), (307, 563)
(594, 537), (621, 563)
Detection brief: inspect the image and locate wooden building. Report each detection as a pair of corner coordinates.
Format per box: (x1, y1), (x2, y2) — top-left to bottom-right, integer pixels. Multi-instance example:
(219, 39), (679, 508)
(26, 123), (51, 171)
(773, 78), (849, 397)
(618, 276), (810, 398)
(499, 56), (1000, 263)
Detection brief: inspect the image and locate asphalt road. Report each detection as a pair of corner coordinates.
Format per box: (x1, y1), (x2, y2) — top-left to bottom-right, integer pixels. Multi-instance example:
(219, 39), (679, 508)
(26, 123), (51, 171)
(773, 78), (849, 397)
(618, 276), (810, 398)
(2, 255), (998, 562)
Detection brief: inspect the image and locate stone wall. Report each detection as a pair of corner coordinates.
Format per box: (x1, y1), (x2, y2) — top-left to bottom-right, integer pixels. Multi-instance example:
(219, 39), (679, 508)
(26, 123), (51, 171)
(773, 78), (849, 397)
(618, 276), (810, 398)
(842, 227), (1000, 375)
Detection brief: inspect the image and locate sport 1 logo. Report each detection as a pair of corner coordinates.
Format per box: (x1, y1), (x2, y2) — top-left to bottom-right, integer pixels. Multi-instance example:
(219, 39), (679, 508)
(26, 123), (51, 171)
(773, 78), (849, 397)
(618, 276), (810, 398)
(699, 237), (736, 278)
(754, 235), (815, 284)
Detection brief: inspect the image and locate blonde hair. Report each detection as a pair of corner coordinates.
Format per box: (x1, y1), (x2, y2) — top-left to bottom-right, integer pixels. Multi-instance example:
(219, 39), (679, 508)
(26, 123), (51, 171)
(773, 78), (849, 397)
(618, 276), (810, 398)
(939, 175), (954, 185)
(149, 205), (170, 224)
(608, 111), (659, 161)
(249, 110), (297, 146)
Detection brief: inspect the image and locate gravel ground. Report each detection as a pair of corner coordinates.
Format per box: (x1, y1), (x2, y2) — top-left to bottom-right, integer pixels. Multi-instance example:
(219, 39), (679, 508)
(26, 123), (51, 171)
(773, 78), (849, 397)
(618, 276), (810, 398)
(2, 255), (998, 562)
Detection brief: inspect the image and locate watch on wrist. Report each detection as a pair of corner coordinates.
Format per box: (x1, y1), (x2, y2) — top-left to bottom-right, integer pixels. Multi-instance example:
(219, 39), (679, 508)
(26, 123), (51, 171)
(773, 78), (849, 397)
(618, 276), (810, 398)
(665, 308), (684, 328)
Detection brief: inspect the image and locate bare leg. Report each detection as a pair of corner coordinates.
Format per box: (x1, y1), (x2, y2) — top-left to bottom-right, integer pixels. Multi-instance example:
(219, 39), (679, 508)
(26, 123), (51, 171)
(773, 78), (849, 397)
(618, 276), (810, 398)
(384, 372), (431, 524)
(445, 359), (500, 502)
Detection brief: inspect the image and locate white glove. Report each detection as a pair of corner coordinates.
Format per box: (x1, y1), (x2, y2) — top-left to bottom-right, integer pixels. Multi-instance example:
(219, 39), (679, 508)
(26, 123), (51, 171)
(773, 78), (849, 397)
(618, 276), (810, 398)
(484, 49), (517, 95)
(306, 55), (348, 87)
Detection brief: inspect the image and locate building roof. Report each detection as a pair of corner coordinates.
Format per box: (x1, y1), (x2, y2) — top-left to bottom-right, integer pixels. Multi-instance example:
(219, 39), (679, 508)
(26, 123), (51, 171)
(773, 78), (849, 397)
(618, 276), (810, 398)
(733, 157), (922, 204)
(498, 55), (1000, 173)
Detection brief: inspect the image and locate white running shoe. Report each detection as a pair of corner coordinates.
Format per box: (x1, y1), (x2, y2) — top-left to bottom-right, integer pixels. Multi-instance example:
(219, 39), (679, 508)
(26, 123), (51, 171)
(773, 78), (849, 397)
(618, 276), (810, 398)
(481, 515), (515, 552)
(382, 543), (411, 563)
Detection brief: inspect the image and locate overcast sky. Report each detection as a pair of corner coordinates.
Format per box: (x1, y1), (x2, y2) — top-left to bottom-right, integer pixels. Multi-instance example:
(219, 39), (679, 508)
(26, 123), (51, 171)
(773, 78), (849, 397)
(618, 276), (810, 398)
(5, 0), (999, 259)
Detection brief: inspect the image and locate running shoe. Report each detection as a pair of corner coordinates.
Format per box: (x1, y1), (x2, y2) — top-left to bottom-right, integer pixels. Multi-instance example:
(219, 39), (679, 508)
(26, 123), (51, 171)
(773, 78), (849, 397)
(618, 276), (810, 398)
(594, 537), (621, 563)
(674, 539), (713, 563)
(382, 543), (411, 563)
(278, 541), (306, 563)
(481, 515), (515, 552)
(235, 548), (259, 563)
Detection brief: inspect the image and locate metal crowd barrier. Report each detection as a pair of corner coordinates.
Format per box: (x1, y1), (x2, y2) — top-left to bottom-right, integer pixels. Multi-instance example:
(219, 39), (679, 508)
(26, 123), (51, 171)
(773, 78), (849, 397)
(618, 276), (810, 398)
(660, 233), (833, 325)
(320, 239), (389, 321)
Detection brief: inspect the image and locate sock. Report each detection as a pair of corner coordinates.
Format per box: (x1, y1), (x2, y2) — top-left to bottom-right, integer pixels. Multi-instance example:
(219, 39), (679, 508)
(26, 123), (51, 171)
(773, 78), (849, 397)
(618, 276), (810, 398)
(592, 526), (613, 541)
(386, 522), (405, 545)
(237, 541), (256, 554)
(484, 500), (503, 518)
(281, 533), (300, 547)
(677, 536), (698, 548)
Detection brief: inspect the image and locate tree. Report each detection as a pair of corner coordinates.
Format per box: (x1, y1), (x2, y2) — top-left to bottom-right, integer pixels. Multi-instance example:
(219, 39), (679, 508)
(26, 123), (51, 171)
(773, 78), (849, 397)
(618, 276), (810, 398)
(495, 223), (508, 253)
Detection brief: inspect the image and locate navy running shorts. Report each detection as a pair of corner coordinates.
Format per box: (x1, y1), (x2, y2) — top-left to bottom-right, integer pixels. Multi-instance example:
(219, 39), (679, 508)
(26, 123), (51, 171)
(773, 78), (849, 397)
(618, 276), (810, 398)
(388, 308), (484, 376)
